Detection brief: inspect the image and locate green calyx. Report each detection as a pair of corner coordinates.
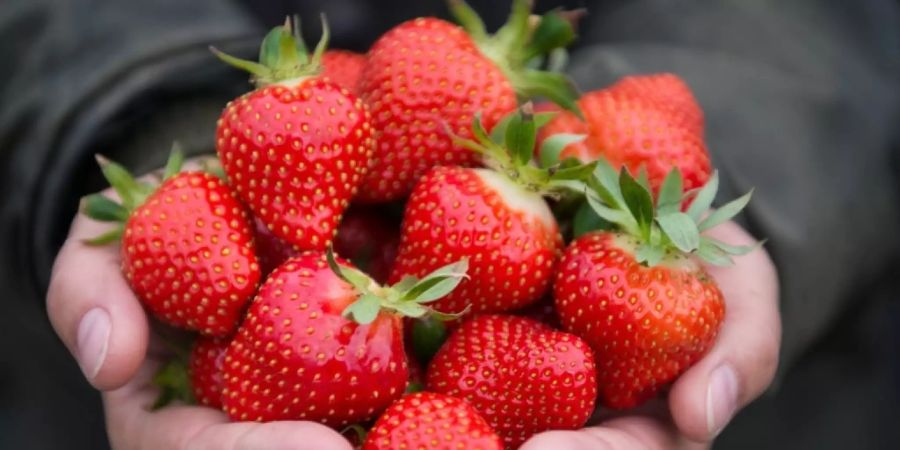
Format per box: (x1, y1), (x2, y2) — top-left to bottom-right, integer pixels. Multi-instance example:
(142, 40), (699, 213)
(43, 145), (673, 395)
(448, 0), (584, 116)
(449, 104), (594, 199)
(211, 15), (329, 87)
(81, 144), (185, 245)
(326, 248), (470, 325)
(583, 161), (760, 267)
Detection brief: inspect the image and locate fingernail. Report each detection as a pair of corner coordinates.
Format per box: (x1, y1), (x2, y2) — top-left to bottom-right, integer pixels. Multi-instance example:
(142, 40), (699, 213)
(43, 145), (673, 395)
(76, 308), (111, 381)
(706, 363), (738, 436)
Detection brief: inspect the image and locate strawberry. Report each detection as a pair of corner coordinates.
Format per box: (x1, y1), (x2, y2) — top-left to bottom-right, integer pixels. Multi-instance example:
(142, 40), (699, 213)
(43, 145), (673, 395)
(389, 107), (594, 315)
(213, 19), (375, 250)
(427, 315), (597, 448)
(356, 0), (582, 202)
(554, 162), (756, 408)
(537, 74), (711, 193)
(221, 250), (469, 425)
(190, 336), (229, 408)
(252, 216), (300, 278)
(82, 150), (260, 336)
(322, 50), (366, 92)
(333, 206), (401, 284)
(363, 392), (503, 450)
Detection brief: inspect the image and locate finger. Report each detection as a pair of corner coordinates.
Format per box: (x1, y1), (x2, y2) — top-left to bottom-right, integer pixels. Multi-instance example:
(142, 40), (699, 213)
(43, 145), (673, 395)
(669, 221), (781, 441)
(104, 355), (352, 450)
(47, 213), (149, 390)
(520, 416), (705, 450)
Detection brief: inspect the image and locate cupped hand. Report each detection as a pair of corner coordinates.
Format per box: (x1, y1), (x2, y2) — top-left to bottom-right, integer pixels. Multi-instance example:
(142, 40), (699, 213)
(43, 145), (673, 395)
(522, 221), (781, 450)
(46, 167), (352, 450)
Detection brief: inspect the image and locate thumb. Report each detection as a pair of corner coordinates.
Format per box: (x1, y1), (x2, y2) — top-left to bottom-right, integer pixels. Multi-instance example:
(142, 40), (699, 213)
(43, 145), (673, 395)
(47, 213), (150, 390)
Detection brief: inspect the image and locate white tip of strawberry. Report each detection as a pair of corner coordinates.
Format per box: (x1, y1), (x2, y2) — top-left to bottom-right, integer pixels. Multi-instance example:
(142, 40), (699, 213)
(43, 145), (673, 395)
(475, 168), (556, 230)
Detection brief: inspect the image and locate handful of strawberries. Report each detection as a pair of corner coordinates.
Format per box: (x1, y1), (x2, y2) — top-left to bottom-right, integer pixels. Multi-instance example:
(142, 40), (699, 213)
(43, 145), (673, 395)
(81, 1), (759, 448)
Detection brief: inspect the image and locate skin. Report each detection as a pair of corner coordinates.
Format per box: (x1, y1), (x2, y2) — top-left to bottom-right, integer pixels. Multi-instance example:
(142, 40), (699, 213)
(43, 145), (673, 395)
(47, 162), (779, 450)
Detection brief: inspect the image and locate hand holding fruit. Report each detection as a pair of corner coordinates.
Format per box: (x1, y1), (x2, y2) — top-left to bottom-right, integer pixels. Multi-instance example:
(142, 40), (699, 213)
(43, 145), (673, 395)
(44, 1), (783, 449)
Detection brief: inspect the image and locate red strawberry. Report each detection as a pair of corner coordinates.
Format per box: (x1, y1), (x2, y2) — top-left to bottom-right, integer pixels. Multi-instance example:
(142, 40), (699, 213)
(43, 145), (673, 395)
(390, 107), (597, 315)
(214, 20), (375, 250)
(252, 216), (300, 277)
(83, 151), (260, 336)
(615, 73), (703, 134)
(363, 392), (502, 450)
(190, 336), (229, 408)
(538, 74), (711, 193)
(322, 50), (366, 92)
(221, 250), (469, 425)
(554, 163), (756, 408)
(515, 295), (560, 329)
(334, 206), (401, 284)
(427, 315), (597, 448)
(356, 1), (581, 202)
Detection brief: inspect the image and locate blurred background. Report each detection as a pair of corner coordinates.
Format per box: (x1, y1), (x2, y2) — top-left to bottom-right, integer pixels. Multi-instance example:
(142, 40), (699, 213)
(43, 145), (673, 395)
(0, 0), (898, 448)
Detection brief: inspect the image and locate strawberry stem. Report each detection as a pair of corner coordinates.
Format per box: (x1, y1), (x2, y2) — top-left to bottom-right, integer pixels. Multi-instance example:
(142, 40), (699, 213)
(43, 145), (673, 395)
(212, 15), (329, 87)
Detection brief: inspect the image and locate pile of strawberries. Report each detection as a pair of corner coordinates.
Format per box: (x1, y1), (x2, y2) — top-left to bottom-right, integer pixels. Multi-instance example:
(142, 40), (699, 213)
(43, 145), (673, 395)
(83, 1), (757, 448)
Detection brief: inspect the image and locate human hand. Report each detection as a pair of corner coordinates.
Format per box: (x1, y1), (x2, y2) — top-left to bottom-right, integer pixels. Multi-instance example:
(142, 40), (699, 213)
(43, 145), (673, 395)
(46, 162), (353, 450)
(522, 221), (781, 450)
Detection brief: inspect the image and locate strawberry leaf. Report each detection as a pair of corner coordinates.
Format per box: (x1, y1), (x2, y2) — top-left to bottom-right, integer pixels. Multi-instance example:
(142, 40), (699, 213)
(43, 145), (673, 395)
(704, 236), (763, 256)
(343, 294), (381, 324)
(619, 169), (654, 239)
(448, 0), (488, 41)
(505, 108), (536, 165)
(390, 302), (428, 318)
(657, 168), (684, 215)
(427, 305), (472, 322)
(585, 191), (638, 234)
(539, 133), (585, 168)
(698, 189), (753, 231)
(403, 259), (469, 303)
(697, 239), (734, 266)
(82, 227), (123, 246)
(516, 70), (582, 117)
(522, 11), (577, 62)
(390, 275), (419, 292)
(635, 243), (665, 266)
(326, 248), (373, 293)
(656, 212), (701, 253)
(83, 194), (129, 222)
(636, 166), (652, 194)
(572, 200), (610, 237)
(686, 171), (719, 222)
(163, 143), (185, 180)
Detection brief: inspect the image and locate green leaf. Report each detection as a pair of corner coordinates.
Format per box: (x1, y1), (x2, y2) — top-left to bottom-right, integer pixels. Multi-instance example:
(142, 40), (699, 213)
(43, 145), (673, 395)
(656, 212), (701, 253)
(686, 171), (719, 222)
(657, 168), (684, 215)
(326, 248), (373, 292)
(547, 48), (569, 73)
(636, 166), (652, 194)
(310, 14), (330, 66)
(494, 0), (531, 54)
(522, 11), (577, 62)
(698, 189), (754, 231)
(428, 304), (472, 322)
(210, 46), (271, 79)
(260, 26), (286, 68)
(635, 243), (665, 266)
(697, 239), (734, 266)
(585, 191), (637, 233)
(572, 200), (610, 237)
(619, 169), (655, 238)
(163, 143), (185, 180)
(151, 358), (194, 410)
(342, 294), (381, 324)
(390, 302), (428, 318)
(592, 159), (625, 206)
(403, 260), (469, 303)
(539, 133), (585, 168)
(82, 194), (128, 222)
(490, 113), (515, 144)
(391, 275), (419, 292)
(471, 113), (493, 146)
(516, 70), (582, 118)
(96, 155), (142, 210)
(411, 317), (447, 363)
(534, 111), (558, 129)
(505, 109), (536, 165)
(447, 0), (488, 41)
(82, 226), (123, 246)
(704, 237), (763, 256)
